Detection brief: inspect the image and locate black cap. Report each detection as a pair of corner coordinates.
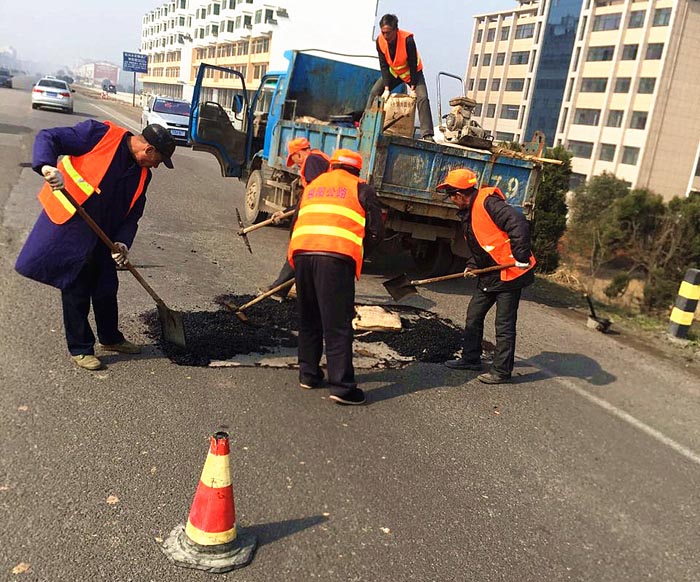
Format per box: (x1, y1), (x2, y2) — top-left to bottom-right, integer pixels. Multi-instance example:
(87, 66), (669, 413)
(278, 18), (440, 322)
(142, 124), (175, 168)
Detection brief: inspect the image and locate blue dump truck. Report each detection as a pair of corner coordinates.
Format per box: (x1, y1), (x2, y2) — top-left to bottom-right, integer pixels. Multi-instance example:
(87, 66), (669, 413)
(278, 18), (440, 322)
(189, 50), (542, 274)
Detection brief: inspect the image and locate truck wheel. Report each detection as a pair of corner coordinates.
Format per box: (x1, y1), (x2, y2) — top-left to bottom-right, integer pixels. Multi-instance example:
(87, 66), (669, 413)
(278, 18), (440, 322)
(243, 170), (268, 225)
(410, 240), (453, 277)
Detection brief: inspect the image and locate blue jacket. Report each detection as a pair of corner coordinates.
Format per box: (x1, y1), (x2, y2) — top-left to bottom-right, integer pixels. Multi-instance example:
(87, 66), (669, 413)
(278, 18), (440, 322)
(15, 120), (151, 289)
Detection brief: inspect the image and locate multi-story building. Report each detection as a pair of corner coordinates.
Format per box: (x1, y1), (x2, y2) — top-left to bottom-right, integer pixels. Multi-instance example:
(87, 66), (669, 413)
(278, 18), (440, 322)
(140, 0), (378, 109)
(467, 0), (700, 200)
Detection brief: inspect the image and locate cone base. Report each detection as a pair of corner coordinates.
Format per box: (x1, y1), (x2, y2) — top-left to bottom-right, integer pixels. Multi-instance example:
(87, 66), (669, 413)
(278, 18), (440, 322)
(160, 523), (257, 573)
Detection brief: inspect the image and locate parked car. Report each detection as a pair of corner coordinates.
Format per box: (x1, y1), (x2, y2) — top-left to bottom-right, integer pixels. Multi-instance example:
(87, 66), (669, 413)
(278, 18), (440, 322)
(32, 77), (74, 113)
(141, 96), (191, 144)
(102, 80), (117, 94)
(0, 68), (12, 88)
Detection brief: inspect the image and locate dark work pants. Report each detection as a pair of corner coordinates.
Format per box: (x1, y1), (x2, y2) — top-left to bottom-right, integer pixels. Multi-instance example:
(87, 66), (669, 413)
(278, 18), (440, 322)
(461, 287), (522, 378)
(366, 69), (434, 138)
(61, 258), (124, 356)
(294, 254), (356, 397)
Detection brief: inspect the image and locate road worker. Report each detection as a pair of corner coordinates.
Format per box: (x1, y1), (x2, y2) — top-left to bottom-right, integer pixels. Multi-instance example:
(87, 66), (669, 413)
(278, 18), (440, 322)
(15, 120), (175, 371)
(366, 13), (435, 142)
(438, 169), (535, 384)
(287, 148), (384, 405)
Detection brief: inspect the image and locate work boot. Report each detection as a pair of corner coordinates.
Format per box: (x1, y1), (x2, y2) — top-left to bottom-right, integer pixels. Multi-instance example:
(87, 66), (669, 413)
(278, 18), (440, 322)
(72, 354), (103, 371)
(329, 389), (366, 406)
(477, 372), (511, 385)
(444, 357), (482, 371)
(100, 339), (142, 354)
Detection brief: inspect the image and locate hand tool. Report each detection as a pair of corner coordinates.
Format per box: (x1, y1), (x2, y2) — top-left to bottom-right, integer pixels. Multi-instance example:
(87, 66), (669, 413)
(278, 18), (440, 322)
(584, 294), (612, 333)
(383, 263), (516, 301)
(59, 188), (187, 347)
(223, 279), (295, 322)
(236, 208), (295, 254)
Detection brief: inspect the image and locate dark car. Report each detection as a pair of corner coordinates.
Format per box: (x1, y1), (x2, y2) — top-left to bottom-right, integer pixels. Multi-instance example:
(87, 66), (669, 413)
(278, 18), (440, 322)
(101, 80), (117, 94)
(0, 68), (13, 89)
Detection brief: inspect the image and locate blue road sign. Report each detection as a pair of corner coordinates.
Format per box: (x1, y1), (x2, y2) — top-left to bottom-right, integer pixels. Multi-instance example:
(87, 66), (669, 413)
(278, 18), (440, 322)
(123, 52), (148, 73)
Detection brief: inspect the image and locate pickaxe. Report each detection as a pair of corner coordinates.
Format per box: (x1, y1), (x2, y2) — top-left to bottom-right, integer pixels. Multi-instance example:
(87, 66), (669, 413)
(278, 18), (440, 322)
(236, 208), (295, 254)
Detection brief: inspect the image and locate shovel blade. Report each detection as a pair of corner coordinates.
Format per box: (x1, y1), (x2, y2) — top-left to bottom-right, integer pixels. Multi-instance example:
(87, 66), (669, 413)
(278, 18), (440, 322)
(383, 274), (418, 302)
(157, 304), (186, 348)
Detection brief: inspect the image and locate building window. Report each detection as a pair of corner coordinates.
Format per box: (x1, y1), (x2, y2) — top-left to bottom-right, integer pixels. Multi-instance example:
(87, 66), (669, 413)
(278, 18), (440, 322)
(253, 63), (267, 79)
(645, 43), (664, 60)
(505, 78), (524, 92)
(606, 110), (624, 127)
(573, 108), (601, 126)
(572, 47), (581, 71)
(476, 29), (483, 43)
(468, 78), (475, 91)
(473, 103), (483, 116)
(629, 111), (648, 130)
(213, 3), (220, 15)
(599, 144), (616, 162)
(586, 45), (615, 61)
(472, 54), (479, 67)
(483, 53), (492, 66)
(638, 77), (656, 94)
(500, 104), (520, 120)
(495, 131), (516, 142)
(510, 51), (529, 65)
(495, 52), (505, 66)
(592, 13), (621, 32)
(581, 78), (608, 92)
(500, 26), (510, 41)
(621, 44), (638, 60)
(628, 10), (646, 28)
(487, 28), (496, 42)
(568, 140), (594, 159)
(622, 146), (640, 165)
(653, 8), (671, 26)
(614, 77), (631, 93)
(486, 104), (496, 118)
(515, 23), (535, 39)
(254, 9), (262, 24)
(579, 15), (587, 40)
(491, 78), (501, 91)
(560, 108), (568, 132)
(478, 79), (487, 91)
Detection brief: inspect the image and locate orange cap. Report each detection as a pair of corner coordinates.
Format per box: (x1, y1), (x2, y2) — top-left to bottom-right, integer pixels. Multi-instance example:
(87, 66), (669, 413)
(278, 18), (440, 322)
(436, 169), (478, 193)
(286, 137), (311, 167)
(330, 148), (363, 170)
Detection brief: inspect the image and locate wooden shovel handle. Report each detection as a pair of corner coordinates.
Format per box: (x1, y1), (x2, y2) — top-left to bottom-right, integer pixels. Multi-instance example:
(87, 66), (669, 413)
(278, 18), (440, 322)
(411, 263), (517, 286)
(235, 278), (295, 313)
(239, 209), (295, 236)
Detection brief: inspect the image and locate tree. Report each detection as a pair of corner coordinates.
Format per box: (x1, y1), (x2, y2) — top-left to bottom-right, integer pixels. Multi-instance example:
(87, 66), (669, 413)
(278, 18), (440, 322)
(531, 145), (570, 272)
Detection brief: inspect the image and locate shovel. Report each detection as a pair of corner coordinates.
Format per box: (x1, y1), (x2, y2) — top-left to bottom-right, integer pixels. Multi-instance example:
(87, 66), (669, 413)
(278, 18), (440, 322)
(59, 188), (187, 348)
(383, 263), (516, 301)
(223, 278), (295, 322)
(584, 294), (612, 333)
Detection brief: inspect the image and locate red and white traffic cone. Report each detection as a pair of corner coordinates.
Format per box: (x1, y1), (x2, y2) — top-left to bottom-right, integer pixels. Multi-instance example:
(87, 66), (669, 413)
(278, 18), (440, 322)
(160, 431), (256, 573)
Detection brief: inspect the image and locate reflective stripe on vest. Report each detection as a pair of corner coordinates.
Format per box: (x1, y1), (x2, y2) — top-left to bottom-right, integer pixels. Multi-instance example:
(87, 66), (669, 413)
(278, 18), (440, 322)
(299, 149), (330, 187)
(38, 121), (147, 224)
(377, 29), (423, 84)
(471, 187), (536, 282)
(288, 170), (366, 279)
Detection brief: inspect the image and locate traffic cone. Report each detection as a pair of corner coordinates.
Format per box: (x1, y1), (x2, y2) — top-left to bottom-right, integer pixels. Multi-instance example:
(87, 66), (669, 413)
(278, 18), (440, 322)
(160, 431), (257, 573)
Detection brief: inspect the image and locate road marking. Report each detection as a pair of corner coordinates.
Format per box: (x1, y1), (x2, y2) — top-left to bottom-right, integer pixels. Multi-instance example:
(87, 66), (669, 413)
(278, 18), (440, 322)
(536, 366), (700, 467)
(89, 103), (141, 133)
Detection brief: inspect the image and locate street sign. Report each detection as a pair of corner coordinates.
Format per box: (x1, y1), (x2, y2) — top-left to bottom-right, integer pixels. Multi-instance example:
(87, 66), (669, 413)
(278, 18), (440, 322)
(123, 52), (148, 73)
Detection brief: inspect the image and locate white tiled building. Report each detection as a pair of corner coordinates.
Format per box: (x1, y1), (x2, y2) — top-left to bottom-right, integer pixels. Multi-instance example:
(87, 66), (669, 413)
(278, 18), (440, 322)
(467, 0), (700, 200)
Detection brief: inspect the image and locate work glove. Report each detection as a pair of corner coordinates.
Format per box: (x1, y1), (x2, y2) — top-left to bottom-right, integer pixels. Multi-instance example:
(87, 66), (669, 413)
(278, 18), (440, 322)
(271, 210), (286, 224)
(111, 242), (129, 267)
(41, 165), (64, 190)
(514, 260), (530, 269)
(408, 86), (416, 98)
(381, 88), (391, 101)
(463, 266), (477, 278)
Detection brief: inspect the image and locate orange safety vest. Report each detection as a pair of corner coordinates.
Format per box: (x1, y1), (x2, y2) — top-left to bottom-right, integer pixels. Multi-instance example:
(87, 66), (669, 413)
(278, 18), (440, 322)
(38, 121), (147, 225)
(288, 169), (366, 279)
(377, 29), (423, 84)
(471, 187), (536, 282)
(299, 149), (330, 187)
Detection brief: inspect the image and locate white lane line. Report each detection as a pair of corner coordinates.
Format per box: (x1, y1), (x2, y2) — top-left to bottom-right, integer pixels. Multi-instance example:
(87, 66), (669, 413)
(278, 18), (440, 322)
(89, 103), (141, 133)
(535, 365), (700, 467)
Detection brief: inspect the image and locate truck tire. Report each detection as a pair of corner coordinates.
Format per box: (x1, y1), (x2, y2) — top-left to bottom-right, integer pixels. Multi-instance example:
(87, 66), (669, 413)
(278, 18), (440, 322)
(243, 170), (268, 225)
(410, 239), (453, 277)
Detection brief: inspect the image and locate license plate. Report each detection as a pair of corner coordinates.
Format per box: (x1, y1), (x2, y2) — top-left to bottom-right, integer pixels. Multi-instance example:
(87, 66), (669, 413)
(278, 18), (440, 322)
(171, 129), (186, 137)
(47, 92), (57, 97)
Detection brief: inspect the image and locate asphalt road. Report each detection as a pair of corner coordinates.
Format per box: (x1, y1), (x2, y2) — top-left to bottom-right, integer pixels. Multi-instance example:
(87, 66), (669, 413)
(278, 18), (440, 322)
(2, 83), (700, 582)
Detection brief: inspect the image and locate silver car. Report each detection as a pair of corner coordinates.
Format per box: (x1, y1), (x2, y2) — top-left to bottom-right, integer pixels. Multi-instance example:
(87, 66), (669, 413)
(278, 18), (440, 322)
(32, 78), (74, 113)
(142, 96), (190, 144)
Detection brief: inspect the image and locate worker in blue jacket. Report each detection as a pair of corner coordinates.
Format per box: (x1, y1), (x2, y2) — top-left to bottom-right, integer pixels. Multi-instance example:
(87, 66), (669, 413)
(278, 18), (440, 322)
(15, 120), (175, 371)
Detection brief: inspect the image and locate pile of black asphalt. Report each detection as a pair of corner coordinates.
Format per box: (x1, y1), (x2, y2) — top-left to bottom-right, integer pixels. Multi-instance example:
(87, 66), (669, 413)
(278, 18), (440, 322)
(141, 294), (463, 367)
